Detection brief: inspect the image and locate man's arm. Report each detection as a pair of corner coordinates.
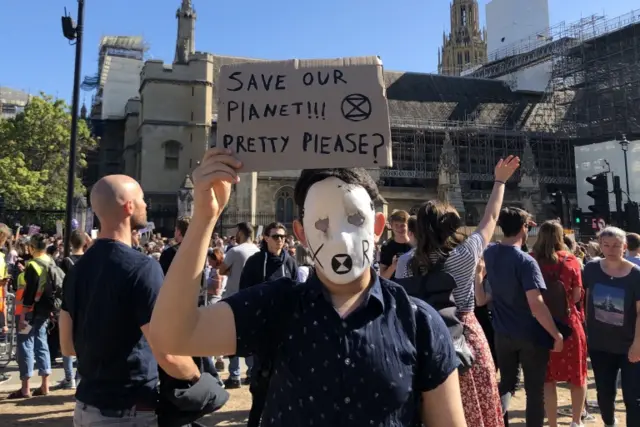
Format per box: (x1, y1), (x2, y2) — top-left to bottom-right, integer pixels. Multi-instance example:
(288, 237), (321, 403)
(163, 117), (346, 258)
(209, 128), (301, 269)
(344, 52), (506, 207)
(59, 310), (75, 356)
(414, 300), (467, 427)
(421, 371), (467, 427)
(141, 324), (200, 381)
(523, 259), (562, 347)
(217, 250), (235, 276)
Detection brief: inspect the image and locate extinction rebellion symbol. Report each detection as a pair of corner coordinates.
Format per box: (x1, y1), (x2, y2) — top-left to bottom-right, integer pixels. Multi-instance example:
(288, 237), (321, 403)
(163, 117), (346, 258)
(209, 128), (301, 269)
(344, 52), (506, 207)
(341, 94), (372, 122)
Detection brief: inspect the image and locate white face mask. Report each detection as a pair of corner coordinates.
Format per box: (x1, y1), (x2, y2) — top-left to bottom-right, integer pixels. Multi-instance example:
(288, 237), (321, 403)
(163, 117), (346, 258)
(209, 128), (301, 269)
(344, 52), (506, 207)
(302, 177), (376, 285)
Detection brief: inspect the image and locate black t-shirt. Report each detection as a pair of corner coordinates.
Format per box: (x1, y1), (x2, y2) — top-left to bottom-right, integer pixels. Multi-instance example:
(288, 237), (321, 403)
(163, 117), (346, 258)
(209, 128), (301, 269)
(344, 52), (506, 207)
(379, 239), (412, 280)
(60, 254), (83, 275)
(61, 239), (163, 410)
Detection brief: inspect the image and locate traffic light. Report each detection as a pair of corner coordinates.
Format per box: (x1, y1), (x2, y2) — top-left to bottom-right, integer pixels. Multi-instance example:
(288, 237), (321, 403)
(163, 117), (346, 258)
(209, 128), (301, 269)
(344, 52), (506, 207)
(586, 174), (610, 220)
(572, 207), (582, 227)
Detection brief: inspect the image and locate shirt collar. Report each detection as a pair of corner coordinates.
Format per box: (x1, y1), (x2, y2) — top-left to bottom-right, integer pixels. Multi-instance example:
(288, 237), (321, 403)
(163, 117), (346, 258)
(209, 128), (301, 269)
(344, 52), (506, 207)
(305, 268), (385, 311)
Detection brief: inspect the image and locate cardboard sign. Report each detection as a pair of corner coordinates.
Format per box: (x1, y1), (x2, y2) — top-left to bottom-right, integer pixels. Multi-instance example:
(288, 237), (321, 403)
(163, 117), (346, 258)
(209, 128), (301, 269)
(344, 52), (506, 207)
(216, 56), (392, 172)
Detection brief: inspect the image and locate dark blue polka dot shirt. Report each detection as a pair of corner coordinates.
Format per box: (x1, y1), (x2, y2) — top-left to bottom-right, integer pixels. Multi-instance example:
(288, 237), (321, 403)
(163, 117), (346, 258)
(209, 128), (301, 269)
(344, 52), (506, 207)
(224, 271), (458, 427)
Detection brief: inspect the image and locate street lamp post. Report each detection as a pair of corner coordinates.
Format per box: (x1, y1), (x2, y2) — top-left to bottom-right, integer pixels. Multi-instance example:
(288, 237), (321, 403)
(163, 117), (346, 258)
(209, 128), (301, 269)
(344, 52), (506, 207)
(620, 134), (631, 199)
(62, 0), (85, 258)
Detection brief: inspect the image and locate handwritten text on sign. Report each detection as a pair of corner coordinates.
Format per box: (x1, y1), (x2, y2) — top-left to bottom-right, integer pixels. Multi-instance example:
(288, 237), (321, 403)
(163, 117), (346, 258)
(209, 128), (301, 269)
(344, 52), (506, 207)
(216, 57), (392, 172)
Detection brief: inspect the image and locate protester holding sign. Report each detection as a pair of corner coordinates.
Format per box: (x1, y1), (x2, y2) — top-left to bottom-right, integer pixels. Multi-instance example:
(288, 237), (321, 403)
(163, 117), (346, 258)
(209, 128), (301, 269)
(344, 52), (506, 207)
(150, 147), (467, 427)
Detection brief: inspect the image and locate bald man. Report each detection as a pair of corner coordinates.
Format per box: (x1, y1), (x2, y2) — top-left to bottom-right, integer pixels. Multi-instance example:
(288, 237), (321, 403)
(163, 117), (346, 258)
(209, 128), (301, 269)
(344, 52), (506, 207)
(58, 175), (201, 427)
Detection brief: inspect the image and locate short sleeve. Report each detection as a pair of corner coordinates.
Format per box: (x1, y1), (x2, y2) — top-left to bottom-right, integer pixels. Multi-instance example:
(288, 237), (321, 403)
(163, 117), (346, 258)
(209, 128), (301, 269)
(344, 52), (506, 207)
(223, 279), (294, 357)
(223, 248), (237, 269)
(413, 299), (459, 392)
(131, 259), (164, 328)
(521, 257), (546, 292)
(61, 269), (75, 313)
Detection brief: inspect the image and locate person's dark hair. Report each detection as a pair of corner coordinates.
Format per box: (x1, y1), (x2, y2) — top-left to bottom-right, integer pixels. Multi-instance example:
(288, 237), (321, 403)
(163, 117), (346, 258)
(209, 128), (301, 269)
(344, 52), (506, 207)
(264, 222), (286, 237)
(176, 216), (191, 237)
(46, 244), (58, 256)
(294, 168), (379, 220)
(236, 222), (254, 240)
(627, 233), (640, 251)
(409, 200), (464, 276)
(407, 215), (417, 235)
(70, 230), (87, 251)
(497, 207), (530, 238)
(28, 233), (48, 251)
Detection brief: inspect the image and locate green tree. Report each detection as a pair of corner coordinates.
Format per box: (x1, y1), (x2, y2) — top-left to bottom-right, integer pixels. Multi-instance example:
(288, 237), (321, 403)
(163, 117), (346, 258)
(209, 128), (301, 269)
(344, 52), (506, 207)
(0, 93), (97, 210)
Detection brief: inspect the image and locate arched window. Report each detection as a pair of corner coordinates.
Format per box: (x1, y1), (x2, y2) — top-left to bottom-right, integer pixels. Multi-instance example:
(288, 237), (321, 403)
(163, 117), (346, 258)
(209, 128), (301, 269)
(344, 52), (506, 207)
(164, 140), (182, 170)
(275, 187), (296, 225)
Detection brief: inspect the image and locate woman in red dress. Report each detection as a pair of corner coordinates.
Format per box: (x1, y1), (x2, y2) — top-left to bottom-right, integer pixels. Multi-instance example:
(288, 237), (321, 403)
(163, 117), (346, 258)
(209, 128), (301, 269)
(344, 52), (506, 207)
(531, 220), (588, 427)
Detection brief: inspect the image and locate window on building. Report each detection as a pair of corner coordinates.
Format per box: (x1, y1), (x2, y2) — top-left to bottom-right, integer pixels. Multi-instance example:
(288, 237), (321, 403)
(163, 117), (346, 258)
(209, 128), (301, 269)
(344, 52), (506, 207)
(457, 53), (463, 65)
(465, 51), (471, 63)
(461, 7), (467, 26)
(275, 187), (296, 225)
(164, 140), (181, 170)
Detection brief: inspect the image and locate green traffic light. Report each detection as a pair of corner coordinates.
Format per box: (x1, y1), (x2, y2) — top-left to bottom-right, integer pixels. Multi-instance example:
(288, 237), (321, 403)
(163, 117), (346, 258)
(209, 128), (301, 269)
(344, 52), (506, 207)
(575, 217), (581, 224)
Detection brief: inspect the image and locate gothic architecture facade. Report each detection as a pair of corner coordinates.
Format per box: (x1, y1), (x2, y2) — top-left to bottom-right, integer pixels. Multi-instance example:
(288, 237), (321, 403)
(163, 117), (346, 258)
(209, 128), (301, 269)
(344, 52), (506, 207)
(111, 0), (570, 235)
(438, 0), (488, 76)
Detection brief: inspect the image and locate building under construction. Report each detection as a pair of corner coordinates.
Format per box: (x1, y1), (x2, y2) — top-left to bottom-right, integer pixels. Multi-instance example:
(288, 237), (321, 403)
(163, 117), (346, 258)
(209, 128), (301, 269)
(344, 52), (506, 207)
(379, 9), (640, 222)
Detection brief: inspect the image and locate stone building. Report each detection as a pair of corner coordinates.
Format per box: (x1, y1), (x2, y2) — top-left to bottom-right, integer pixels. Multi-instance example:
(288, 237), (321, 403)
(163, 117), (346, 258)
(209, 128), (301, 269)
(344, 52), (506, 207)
(438, 0), (488, 76)
(105, 0), (576, 235)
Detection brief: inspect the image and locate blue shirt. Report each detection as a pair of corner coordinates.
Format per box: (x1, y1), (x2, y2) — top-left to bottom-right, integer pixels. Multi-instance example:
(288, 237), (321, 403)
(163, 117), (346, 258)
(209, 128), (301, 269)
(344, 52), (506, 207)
(224, 271), (458, 427)
(483, 244), (546, 341)
(61, 239), (163, 410)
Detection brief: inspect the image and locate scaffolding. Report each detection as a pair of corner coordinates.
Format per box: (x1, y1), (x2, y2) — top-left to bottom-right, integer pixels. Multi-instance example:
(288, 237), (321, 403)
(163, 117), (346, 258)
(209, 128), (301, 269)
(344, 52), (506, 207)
(549, 9), (640, 139)
(379, 9), (640, 204)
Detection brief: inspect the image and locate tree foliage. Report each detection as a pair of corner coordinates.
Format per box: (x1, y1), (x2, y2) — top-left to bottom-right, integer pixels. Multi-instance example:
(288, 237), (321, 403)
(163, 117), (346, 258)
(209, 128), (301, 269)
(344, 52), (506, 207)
(0, 94), (97, 210)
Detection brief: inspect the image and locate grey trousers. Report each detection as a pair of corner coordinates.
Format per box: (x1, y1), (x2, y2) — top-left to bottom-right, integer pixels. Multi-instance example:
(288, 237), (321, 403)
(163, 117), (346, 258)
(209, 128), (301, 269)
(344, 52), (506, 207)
(73, 401), (157, 427)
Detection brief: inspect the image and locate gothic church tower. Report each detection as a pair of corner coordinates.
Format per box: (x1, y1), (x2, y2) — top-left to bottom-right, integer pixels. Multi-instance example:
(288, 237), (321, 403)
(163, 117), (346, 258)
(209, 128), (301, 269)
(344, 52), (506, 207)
(174, 0), (196, 64)
(438, 0), (487, 76)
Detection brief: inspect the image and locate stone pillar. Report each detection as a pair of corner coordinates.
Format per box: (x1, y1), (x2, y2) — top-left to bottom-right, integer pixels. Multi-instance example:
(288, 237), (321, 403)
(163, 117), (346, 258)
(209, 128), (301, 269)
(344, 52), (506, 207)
(437, 131), (465, 216)
(249, 172), (258, 226)
(519, 138), (543, 220)
(177, 175), (195, 218)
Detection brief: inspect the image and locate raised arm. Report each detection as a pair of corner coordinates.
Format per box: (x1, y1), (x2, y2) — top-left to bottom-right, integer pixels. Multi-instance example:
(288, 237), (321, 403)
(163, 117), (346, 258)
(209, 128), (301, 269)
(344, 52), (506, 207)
(475, 156), (520, 246)
(149, 148), (242, 356)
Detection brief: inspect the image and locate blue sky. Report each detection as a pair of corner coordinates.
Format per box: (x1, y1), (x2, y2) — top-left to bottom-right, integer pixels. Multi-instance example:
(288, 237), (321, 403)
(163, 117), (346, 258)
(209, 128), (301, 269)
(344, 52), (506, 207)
(0, 0), (636, 103)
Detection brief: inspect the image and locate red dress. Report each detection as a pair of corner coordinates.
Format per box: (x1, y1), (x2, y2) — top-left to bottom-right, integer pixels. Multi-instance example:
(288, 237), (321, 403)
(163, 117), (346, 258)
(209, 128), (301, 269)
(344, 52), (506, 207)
(536, 251), (588, 386)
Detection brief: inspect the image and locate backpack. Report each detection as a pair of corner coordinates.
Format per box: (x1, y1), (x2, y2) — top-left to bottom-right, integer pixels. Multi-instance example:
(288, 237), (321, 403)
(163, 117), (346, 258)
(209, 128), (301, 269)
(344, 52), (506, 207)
(32, 258), (65, 312)
(539, 255), (571, 321)
(395, 263), (475, 373)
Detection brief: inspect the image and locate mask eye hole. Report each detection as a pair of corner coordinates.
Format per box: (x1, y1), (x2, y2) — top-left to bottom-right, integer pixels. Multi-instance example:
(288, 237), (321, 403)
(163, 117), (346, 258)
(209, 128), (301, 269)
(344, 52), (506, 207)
(315, 218), (329, 233)
(347, 213), (365, 227)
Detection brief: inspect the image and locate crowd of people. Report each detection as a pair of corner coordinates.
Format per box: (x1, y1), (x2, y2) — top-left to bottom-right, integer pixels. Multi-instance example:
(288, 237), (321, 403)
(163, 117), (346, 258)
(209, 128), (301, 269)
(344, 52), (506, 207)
(0, 148), (639, 427)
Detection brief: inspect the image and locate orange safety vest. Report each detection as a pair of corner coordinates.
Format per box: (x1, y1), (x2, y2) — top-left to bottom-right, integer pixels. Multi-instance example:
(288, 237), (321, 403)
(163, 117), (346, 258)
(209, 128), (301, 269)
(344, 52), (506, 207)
(15, 272), (26, 316)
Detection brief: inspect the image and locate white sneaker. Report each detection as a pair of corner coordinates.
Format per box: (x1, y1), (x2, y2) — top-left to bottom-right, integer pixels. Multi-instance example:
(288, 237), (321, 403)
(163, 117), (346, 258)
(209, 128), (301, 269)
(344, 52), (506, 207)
(569, 422), (584, 427)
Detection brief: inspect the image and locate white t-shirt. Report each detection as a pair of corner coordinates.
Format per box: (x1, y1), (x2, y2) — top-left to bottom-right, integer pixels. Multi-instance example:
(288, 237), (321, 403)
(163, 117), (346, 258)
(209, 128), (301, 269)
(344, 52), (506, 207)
(223, 243), (260, 296)
(297, 265), (311, 283)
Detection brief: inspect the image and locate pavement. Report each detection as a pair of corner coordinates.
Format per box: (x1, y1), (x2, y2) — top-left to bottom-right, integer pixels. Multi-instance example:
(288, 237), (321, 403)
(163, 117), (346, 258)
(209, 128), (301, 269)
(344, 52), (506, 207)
(0, 359), (69, 392)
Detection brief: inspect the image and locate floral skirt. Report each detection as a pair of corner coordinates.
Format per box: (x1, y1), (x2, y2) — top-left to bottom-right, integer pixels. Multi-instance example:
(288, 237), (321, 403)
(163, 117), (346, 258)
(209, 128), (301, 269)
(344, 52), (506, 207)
(458, 311), (505, 427)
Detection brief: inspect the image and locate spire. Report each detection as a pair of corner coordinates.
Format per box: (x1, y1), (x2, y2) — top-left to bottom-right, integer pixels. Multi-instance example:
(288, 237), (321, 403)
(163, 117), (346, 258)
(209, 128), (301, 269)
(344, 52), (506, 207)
(174, 0), (196, 64)
(80, 103), (87, 119)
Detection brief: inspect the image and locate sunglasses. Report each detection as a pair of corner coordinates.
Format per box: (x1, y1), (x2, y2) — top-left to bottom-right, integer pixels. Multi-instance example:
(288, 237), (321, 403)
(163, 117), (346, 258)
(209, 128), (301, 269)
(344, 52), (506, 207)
(270, 234), (286, 240)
